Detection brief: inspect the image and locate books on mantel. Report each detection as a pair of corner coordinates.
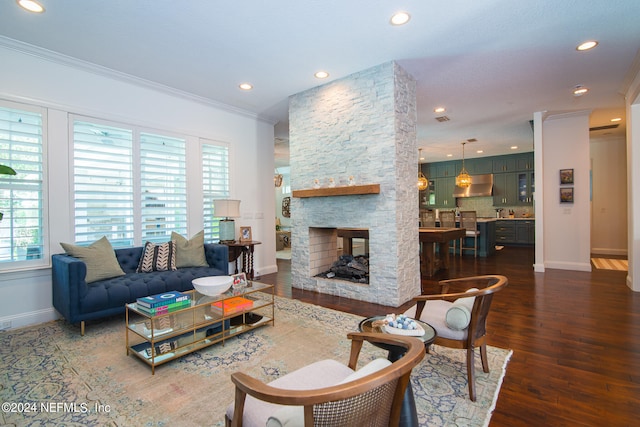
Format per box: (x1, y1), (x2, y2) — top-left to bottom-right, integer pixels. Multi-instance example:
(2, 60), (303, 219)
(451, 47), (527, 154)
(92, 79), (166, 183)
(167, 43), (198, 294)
(136, 290), (191, 315)
(211, 297), (254, 315)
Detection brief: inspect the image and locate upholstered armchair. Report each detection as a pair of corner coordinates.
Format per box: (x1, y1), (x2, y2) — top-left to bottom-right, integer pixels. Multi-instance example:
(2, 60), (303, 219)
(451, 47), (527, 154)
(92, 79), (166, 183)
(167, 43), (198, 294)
(225, 332), (425, 427)
(404, 275), (508, 401)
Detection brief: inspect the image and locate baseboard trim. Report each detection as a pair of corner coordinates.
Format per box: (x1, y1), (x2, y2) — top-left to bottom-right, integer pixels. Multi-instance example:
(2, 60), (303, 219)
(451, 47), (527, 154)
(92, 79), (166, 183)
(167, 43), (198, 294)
(533, 263), (545, 272)
(591, 248), (628, 256)
(0, 308), (60, 331)
(544, 261), (592, 272)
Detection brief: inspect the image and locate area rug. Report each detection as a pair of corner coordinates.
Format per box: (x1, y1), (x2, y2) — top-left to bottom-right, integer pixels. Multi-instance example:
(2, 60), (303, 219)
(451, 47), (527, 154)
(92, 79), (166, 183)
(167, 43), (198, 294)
(591, 257), (628, 271)
(0, 297), (511, 427)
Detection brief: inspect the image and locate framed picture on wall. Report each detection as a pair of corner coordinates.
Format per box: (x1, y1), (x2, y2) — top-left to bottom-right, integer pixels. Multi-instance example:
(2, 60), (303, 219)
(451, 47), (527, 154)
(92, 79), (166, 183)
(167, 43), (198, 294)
(560, 187), (574, 203)
(239, 226), (252, 242)
(560, 168), (574, 185)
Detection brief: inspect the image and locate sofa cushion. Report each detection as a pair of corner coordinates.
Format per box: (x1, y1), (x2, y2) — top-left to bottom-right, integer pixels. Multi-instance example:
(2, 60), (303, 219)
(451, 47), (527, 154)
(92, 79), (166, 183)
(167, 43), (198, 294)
(171, 230), (208, 268)
(137, 241), (177, 273)
(60, 236), (125, 284)
(79, 266), (227, 314)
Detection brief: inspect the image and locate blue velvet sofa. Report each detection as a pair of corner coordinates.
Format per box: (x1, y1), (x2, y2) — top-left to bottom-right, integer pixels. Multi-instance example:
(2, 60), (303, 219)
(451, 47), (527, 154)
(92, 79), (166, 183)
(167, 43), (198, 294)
(52, 243), (229, 334)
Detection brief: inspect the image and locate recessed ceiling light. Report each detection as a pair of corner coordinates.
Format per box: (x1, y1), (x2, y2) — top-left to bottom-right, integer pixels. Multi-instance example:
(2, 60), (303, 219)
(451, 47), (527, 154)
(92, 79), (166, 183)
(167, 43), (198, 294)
(314, 71), (329, 79)
(573, 85), (589, 96)
(446, 154), (453, 157)
(17, 0), (45, 13)
(239, 83), (253, 91)
(476, 150), (483, 154)
(434, 107), (446, 113)
(390, 11), (411, 26)
(611, 117), (622, 122)
(510, 146), (518, 150)
(577, 40), (598, 51)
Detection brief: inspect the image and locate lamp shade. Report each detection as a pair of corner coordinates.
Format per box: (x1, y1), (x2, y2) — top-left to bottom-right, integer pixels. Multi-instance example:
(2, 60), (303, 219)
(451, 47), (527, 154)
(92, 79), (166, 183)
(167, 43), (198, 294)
(213, 199), (241, 218)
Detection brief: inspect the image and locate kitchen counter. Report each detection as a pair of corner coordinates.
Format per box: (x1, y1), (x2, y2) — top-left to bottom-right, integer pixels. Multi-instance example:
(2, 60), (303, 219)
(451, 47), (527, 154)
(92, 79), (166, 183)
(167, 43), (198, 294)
(477, 217), (535, 221)
(438, 217), (534, 223)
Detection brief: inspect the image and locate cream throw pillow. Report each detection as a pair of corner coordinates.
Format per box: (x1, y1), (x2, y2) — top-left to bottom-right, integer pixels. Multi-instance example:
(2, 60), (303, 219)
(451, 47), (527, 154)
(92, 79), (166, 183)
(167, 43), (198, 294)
(60, 236), (125, 284)
(171, 231), (208, 268)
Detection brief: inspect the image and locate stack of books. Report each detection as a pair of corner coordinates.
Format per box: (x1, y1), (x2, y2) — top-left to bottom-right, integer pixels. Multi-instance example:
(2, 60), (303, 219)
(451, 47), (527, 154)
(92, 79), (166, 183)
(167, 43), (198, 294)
(211, 296), (254, 315)
(136, 290), (191, 315)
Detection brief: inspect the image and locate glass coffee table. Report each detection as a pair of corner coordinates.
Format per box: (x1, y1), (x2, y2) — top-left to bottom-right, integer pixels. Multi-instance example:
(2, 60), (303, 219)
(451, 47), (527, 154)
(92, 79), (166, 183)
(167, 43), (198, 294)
(358, 315), (436, 427)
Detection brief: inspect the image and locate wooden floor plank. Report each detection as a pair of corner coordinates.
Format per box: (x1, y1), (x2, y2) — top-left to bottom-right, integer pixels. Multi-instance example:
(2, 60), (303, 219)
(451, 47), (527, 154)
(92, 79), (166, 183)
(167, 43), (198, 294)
(262, 246), (640, 426)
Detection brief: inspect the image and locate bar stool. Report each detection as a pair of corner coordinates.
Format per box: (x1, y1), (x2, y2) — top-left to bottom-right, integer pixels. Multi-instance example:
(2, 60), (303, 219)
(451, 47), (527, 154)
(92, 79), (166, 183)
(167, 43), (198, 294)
(439, 210), (458, 255)
(420, 210), (436, 227)
(460, 211), (480, 257)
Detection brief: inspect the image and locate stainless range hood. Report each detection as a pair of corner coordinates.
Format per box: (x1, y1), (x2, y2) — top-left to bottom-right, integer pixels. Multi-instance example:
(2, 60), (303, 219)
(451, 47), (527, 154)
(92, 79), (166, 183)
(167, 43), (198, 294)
(453, 173), (494, 198)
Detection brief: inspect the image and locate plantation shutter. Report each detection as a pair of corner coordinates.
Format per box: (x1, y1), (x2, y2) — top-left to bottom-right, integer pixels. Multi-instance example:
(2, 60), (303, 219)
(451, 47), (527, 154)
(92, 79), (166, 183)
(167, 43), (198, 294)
(140, 132), (187, 243)
(202, 142), (230, 242)
(0, 104), (45, 265)
(72, 120), (134, 247)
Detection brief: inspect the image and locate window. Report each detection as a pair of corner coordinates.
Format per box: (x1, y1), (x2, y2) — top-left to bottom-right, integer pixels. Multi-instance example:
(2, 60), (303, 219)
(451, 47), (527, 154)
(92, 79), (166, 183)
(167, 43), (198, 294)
(0, 102), (46, 269)
(72, 117), (186, 246)
(73, 120), (134, 246)
(140, 132), (187, 242)
(202, 141), (230, 242)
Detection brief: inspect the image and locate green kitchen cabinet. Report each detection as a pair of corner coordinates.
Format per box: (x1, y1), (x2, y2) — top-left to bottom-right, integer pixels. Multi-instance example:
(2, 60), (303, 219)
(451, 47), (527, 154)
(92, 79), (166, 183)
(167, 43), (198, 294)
(517, 171), (535, 205)
(493, 173), (518, 206)
(515, 220), (535, 244)
(432, 176), (456, 208)
(465, 157), (493, 174)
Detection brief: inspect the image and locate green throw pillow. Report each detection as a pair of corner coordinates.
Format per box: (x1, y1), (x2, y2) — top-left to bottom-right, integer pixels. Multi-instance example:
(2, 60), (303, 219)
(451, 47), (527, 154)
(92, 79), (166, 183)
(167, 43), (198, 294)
(60, 236), (125, 284)
(171, 230), (208, 268)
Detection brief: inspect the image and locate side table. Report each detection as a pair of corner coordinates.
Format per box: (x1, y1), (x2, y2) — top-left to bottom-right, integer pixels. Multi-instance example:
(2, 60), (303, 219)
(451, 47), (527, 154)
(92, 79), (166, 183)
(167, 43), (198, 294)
(359, 316), (436, 427)
(223, 240), (261, 279)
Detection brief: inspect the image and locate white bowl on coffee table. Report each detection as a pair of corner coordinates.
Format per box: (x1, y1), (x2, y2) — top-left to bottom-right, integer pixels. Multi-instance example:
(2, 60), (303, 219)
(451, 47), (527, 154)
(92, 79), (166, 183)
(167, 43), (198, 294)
(192, 276), (233, 296)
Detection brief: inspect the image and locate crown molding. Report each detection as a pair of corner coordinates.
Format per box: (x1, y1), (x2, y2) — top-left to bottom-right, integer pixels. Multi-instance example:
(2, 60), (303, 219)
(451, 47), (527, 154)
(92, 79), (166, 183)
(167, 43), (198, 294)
(0, 36), (278, 125)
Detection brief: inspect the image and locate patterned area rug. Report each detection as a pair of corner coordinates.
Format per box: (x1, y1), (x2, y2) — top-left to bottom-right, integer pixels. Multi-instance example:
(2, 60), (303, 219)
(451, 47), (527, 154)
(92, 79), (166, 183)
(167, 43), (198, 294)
(0, 297), (511, 426)
(591, 258), (628, 271)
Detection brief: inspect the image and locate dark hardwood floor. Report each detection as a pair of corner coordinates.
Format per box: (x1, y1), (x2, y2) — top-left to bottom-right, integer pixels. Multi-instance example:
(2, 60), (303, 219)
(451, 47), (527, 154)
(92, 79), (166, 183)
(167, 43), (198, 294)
(260, 247), (640, 426)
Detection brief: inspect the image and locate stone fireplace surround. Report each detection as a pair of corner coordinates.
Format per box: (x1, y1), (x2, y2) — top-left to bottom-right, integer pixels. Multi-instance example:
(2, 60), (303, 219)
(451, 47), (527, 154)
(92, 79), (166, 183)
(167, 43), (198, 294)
(288, 61), (420, 307)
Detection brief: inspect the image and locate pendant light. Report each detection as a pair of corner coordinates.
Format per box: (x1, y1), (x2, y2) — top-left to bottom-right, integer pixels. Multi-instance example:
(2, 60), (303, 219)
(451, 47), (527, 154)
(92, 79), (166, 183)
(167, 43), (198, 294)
(456, 142), (472, 188)
(417, 148), (428, 191)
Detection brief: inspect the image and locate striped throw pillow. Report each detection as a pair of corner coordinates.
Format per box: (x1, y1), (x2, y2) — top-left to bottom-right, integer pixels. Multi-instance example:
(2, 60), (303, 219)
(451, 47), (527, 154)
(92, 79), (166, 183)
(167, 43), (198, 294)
(137, 241), (177, 273)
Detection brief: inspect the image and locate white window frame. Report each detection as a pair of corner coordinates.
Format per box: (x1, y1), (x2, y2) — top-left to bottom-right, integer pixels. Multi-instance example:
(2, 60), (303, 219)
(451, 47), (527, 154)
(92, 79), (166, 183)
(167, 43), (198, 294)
(201, 139), (230, 243)
(0, 100), (49, 272)
(70, 115), (188, 247)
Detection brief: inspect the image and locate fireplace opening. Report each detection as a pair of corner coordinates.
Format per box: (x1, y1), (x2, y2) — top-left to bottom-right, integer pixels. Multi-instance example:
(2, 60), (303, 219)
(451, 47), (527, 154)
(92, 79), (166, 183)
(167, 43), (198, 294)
(315, 253), (369, 283)
(309, 227), (370, 284)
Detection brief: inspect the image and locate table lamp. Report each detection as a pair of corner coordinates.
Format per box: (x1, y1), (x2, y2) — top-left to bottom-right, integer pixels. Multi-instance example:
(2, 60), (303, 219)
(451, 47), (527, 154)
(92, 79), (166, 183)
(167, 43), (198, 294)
(213, 199), (241, 243)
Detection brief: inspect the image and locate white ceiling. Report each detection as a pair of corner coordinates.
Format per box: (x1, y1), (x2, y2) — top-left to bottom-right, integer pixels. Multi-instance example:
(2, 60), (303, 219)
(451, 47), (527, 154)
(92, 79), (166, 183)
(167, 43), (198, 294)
(2, 1), (639, 167)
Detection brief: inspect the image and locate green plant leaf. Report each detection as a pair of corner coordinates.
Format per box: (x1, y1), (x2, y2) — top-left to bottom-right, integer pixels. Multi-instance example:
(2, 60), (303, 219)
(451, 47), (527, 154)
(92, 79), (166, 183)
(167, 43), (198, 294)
(0, 165), (17, 175)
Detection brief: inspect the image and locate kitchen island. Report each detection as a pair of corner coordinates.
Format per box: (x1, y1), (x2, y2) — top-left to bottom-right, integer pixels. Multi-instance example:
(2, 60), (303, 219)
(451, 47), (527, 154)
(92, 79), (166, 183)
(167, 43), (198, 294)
(434, 217), (496, 257)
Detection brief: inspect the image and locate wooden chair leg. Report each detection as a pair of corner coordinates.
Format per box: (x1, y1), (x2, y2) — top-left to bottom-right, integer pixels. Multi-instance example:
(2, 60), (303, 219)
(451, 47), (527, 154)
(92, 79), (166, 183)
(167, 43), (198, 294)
(480, 343), (490, 373)
(467, 347), (476, 402)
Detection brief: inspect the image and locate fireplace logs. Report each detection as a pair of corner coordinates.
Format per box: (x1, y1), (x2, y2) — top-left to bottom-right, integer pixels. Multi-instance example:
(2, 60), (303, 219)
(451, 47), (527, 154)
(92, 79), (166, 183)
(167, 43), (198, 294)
(316, 254), (369, 284)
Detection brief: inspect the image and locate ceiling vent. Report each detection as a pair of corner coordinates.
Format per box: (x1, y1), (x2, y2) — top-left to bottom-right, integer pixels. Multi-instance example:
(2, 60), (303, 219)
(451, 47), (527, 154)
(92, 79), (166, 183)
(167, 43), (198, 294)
(589, 124), (619, 132)
(466, 138), (477, 143)
(435, 116), (450, 122)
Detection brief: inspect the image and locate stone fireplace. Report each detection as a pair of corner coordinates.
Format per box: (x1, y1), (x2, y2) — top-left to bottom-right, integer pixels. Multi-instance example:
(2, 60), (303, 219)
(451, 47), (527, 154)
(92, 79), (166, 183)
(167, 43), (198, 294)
(288, 61), (420, 307)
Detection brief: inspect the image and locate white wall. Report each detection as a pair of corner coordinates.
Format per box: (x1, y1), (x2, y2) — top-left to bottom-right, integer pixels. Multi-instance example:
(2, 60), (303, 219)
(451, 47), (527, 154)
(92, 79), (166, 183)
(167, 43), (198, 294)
(541, 111), (592, 271)
(0, 45), (276, 329)
(626, 71), (640, 291)
(590, 136), (628, 255)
